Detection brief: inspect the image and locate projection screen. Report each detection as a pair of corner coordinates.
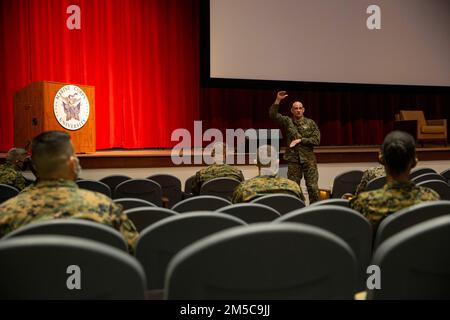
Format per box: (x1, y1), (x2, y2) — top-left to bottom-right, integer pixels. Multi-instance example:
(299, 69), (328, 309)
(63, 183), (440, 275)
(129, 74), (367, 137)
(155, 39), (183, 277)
(210, 0), (450, 86)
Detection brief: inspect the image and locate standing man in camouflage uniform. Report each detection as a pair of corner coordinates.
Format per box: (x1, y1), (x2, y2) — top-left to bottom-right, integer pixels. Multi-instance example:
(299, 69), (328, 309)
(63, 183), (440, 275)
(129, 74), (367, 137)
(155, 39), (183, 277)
(232, 145), (303, 203)
(0, 148), (29, 191)
(269, 91), (320, 203)
(351, 131), (439, 231)
(192, 143), (245, 195)
(0, 131), (138, 252)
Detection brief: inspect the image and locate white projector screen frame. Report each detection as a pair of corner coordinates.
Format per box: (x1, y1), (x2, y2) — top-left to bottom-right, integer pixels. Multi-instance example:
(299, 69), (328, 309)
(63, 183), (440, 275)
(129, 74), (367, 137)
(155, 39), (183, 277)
(207, 0), (450, 87)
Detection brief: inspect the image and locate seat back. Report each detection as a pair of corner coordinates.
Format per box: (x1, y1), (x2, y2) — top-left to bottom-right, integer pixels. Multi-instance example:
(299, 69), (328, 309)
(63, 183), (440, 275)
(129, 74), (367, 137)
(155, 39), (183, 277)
(0, 183), (19, 204)
(364, 176), (386, 192)
(99, 175), (131, 197)
(171, 195), (231, 213)
(410, 167), (437, 180)
(184, 175), (195, 194)
(2, 219), (128, 251)
(310, 198), (350, 208)
(165, 223), (356, 299)
(135, 212), (245, 290)
(76, 179), (111, 198)
(200, 177), (241, 201)
(216, 203), (280, 223)
(411, 173), (446, 184)
(114, 179), (162, 206)
(124, 207), (178, 232)
(374, 200), (450, 248)
(251, 194), (305, 215)
(331, 170), (364, 198)
(440, 169), (450, 182)
(369, 216), (450, 299)
(417, 180), (450, 200)
(113, 197), (156, 210)
(0, 235), (145, 299)
(275, 205), (372, 292)
(147, 174), (182, 207)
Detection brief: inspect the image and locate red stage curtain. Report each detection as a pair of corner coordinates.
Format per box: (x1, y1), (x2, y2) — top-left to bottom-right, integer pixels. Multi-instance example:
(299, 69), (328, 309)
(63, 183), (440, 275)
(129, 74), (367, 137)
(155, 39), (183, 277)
(1, 0), (448, 151)
(0, 0), (200, 150)
(199, 87), (449, 146)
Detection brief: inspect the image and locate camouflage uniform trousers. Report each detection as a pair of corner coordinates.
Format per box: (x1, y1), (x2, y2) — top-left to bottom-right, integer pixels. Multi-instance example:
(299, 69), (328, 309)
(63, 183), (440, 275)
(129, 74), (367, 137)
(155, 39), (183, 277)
(287, 158), (319, 204)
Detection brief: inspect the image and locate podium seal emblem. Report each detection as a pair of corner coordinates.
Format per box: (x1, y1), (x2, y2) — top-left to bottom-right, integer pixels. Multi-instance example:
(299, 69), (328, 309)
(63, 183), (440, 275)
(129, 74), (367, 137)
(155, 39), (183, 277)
(54, 85), (90, 130)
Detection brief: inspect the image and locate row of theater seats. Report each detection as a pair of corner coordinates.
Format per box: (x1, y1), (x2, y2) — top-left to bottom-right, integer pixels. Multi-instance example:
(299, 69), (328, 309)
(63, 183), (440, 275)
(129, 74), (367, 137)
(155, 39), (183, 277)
(0, 174), (239, 206)
(331, 167), (450, 199)
(1, 197), (450, 299)
(0, 167), (449, 299)
(1, 167), (449, 206)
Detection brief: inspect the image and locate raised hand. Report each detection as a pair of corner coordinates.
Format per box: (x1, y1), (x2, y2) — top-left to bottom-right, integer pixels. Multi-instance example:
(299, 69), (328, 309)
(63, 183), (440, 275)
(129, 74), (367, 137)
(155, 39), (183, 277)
(275, 91), (288, 104)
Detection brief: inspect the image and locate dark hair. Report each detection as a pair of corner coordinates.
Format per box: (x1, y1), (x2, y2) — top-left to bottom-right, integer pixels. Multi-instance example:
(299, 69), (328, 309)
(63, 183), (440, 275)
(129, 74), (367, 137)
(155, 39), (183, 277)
(381, 131), (416, 175)
(31, 131), (73, 175)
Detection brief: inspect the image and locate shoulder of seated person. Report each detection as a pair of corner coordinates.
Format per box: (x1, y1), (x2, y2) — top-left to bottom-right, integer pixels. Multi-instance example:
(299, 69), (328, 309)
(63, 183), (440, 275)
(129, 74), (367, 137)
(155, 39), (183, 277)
(352, 189), (381, 200)
(78, 188), (113, 201)
(417, 186), (440, 199)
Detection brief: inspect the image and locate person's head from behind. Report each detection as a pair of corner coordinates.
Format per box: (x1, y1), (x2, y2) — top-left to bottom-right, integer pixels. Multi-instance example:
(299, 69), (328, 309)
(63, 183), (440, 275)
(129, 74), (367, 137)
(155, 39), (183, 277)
(6, 148), (29, 170)
(31, 131), (81, 181)
(256, 145), (279, 176)
(379, 131), (417, 180)
(291, 101), (305, 120)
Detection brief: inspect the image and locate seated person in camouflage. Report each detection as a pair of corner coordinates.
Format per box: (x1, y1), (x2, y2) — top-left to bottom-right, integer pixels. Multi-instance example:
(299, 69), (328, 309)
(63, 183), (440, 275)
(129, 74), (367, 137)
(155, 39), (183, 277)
(0, 148), (29, 191)
(192, 143), (245, 195)
(355, 165), (386, 195)
(232, 145), (303, 203)
(350, 131), (439, 231)
(0, 131), (138, 252)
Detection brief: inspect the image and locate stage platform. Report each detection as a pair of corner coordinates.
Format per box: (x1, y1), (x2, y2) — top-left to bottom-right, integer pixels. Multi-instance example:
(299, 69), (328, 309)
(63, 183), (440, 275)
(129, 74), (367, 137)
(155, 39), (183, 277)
(2, 146), (448, 169)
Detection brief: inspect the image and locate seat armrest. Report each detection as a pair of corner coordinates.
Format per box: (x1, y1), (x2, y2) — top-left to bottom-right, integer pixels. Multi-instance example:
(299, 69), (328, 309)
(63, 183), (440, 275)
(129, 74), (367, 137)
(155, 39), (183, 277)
(426, 119), (445, 126)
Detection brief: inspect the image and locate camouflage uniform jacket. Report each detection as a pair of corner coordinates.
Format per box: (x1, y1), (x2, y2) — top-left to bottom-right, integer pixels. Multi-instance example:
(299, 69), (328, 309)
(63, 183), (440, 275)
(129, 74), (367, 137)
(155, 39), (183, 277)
(350, 180), (440, 231)
(269, 104), (320, 162)
(232, 174), (303, 203)
(355, 165), (386, 195)
(0, 179), (138, 252)
(192, 163), (245, 195)
(0, 162), (26, 191)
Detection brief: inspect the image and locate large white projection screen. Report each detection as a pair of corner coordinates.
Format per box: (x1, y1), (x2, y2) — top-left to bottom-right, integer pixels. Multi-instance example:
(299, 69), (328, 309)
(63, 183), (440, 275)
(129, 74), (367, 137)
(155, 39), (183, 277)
(210, 0), (450, 86)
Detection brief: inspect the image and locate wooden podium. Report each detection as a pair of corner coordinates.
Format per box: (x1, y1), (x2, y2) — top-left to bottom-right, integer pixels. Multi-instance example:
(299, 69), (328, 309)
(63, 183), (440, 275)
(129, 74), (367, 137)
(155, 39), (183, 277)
(13, 81), (96, 153)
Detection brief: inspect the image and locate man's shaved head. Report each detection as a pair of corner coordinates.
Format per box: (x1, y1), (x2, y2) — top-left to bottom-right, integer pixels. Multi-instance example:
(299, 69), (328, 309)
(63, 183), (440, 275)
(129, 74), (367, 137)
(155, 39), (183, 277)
(31, 131), (76, 178)
(7, 148), (28, 162)
(291, 101), (305, 120)
(6, 148), (29, 170)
